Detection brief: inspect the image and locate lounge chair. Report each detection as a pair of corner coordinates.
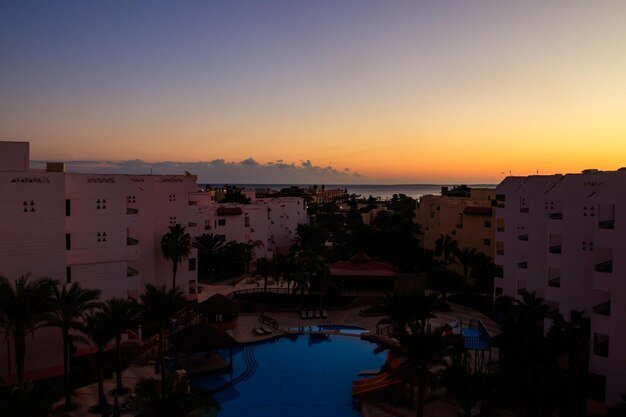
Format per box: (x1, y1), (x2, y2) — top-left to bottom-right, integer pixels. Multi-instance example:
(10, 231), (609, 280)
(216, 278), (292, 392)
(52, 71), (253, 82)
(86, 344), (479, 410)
(315, 310), (321, 319)
(321, 309), (328, 318)
(253, 327), (267, 336)
(307, 311), (314, 319)
(261, 325), (273, 334)
(301, 311), (307, 320)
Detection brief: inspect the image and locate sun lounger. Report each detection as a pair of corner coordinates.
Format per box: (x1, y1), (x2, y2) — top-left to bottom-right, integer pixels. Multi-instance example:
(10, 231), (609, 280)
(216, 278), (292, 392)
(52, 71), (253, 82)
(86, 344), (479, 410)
(307, 311), (314, 319)
(301, 311), (307, 319)
(321, 309), (328, 318)
(261, 325), (273, 334)
(253, 327), (266, 336)
(315, 310), (321, 319)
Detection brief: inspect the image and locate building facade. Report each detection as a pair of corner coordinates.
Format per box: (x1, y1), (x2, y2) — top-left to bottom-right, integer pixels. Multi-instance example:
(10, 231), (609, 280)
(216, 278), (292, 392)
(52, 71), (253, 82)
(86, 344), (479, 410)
(0, 141), (308, 381)
(415, 188), (496, 259)
(495, 171), (626, 406)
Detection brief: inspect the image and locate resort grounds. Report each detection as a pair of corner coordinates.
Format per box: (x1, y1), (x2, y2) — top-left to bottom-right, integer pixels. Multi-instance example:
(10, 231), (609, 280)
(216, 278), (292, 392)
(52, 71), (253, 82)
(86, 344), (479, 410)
(55, 275), (501, 417)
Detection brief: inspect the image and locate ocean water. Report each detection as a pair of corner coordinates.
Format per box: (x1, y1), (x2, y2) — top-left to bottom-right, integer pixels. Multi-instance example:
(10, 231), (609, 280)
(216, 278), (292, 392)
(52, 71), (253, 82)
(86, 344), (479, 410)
(203, 183), (496, 200)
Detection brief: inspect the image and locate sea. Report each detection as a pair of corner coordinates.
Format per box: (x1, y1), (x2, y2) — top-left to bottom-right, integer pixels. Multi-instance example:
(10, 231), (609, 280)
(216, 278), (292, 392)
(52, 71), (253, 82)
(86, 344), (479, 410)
(202, 184), (497, 201)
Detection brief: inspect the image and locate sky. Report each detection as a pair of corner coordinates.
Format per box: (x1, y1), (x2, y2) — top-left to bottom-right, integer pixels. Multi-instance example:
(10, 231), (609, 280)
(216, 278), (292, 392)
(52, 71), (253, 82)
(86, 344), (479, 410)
(2, 1), (626, 184)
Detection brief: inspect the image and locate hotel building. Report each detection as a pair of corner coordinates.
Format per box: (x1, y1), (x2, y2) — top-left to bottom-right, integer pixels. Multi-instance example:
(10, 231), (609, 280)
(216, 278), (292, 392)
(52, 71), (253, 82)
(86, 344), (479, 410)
(0, 141), (306, 381)
(495, 170), (626, 406)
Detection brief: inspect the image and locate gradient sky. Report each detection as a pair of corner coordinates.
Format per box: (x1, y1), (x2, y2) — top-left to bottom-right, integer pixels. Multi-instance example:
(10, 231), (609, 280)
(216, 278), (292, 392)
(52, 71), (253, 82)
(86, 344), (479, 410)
(2, 1), (626, 184)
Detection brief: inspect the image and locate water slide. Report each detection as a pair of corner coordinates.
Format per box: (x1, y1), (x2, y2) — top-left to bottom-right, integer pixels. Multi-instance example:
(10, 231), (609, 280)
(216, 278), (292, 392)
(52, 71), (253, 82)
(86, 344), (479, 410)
(351, 372), (401, 396)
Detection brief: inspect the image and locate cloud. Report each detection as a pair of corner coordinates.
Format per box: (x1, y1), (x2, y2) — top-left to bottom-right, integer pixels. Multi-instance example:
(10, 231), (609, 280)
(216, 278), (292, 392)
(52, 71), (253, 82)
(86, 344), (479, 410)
(31, 157), (368, 184)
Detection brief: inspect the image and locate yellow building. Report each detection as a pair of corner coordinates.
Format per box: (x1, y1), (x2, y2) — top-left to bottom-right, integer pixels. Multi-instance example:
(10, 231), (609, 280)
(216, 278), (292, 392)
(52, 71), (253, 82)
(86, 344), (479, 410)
(415, 188), (496, 260)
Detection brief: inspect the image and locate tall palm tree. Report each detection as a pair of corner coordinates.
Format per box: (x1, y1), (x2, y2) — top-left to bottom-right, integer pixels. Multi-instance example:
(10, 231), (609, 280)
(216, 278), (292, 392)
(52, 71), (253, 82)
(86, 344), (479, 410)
(130, 374), (220, 417)
(81, 310), (115, 416)
(255, 257), (272, 292)
(48, 283), (101, 409)
(101, 297), (141, 395)
(381, 324), (454, 417)
(193, 233), (229, 280)
(140, 284), (186, 396)
(0, 274), (57, 388)
(161, 224), (192, 289)
(434, 233), (458, 270)
(454, 247), (478, 292)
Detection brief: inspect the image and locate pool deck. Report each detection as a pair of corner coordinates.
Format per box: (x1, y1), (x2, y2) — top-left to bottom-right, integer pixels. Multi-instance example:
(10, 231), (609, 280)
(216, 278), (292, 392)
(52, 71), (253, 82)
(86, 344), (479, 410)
(54, 278), (501, 417)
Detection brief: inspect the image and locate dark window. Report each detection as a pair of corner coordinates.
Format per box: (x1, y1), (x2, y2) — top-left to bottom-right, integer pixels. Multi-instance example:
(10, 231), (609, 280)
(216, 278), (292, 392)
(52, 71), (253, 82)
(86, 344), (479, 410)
(65, 199), (71, 216)
(66, 267), (72, 284)
(188, 258), (196, 271)
(218, 219), (226, 226)
(484, 220), (491, 228)
(483, 239), (491, 246)
(495, 287), (503, 296)
(65, 233), (71, 250)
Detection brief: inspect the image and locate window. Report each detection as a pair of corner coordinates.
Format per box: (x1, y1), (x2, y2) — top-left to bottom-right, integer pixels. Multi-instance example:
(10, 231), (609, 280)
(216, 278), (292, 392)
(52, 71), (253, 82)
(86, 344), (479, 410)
(65, 233), (71, 250)
(218, 219), (226, 227)
(484, 220), (491, 228)
(483, 238), (491, 246)
(65, 199), (71, 216)
(188, 258), (196, 271)
(66, 267), (72, 284)
(495, 287), (503, 296)
(245, 215), (250, 227)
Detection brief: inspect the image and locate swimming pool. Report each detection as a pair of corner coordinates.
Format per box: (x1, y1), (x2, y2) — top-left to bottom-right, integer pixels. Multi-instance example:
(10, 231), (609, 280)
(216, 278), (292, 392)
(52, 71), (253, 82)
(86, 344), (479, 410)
(193, 334), (385, 417)
(287, 324), (369, 335)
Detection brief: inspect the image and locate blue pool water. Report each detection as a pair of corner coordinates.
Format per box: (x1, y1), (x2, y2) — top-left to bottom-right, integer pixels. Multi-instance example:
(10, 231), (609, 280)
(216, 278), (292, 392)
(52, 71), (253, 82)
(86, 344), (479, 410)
(193, 334), (385, 417)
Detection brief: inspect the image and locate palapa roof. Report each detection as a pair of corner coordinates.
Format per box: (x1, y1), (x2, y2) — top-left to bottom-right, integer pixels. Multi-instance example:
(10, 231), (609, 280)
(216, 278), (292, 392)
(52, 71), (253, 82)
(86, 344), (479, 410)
(329, 252), (398, 279)
(170, 324), (238, 355)
(195, 293), (242, 314)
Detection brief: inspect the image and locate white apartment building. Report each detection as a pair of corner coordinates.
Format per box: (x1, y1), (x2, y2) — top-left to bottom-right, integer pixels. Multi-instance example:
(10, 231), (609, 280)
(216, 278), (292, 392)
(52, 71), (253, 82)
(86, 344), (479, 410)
(189, 192), (308, 258)
(0, 141), (199, 379)
(495, 170), (626, 406)
(0, 141), (308, 381)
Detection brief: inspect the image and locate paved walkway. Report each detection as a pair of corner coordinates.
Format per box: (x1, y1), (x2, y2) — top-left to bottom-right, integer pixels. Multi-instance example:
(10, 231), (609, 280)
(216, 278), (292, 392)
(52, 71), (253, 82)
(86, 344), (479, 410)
(57, 278), (500, 417)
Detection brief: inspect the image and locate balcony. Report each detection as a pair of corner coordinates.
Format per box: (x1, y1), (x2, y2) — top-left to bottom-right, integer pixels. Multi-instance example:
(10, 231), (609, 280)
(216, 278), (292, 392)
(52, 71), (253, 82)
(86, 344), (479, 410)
(520, 207), (529, 213)
(188, 222), (197, 227)
(188, 201), (198, 206)
(548, 277), (561, 288)
(127, 237), (139, 246)
(549, 245), (562, 254)
(497, 226), (505, 232)
(518, 234), (529, 241)
(592, 301), (611, 316)
(598, 220), (615, 230)
(548, 212), (563, 220)
(517, 261), (528, 269)
(595, 261), (613, 273)
(126, 207), (139, 215)
(127, 266), (139, 277)
(496, 249), (504, 256)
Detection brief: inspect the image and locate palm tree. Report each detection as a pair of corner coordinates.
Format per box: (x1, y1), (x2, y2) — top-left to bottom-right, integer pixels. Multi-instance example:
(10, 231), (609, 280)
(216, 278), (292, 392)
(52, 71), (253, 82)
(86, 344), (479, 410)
(161, 224), (192, 289)
(0, 274), (57, 388)
(101, 298), (141, 395)
(193, 233), (229, 280)
(48, 282), (101, 409)
(255, 257), (272, 292)
(81, 310), (115, 416)
(454, 247), (478, 292)
(381, 324), (454, 417)
(140, 284), (186, 396)
(384, 290), (444, 337)
(130, 374), (220, 417)
(434, 233), (458, 270)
